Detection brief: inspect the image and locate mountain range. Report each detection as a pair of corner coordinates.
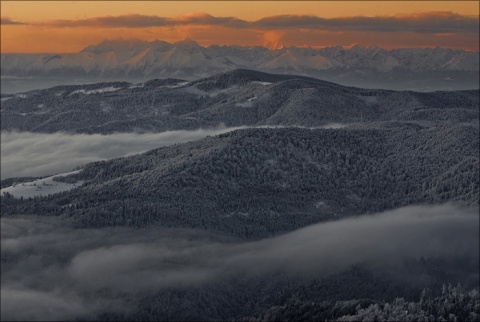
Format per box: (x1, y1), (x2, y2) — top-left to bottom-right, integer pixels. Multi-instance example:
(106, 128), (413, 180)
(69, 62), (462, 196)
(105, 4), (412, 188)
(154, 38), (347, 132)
(1, 67), (479, 321)
(2, 39), (479, 92)
(2, 69), (478, 134)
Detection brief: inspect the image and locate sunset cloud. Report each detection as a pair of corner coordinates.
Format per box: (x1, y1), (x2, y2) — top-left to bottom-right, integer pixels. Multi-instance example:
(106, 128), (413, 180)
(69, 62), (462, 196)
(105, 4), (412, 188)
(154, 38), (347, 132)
(255, 11), (479, 33)
(3, 11), (478, 34)
(0, 17), (24, 25)
(17, 12), (247, 29)
(1, 11), (478, 52)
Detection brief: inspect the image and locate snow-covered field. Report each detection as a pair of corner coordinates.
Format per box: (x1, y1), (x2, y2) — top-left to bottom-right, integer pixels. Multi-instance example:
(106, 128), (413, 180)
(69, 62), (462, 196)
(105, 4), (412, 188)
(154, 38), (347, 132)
(1, 170), (83, 199)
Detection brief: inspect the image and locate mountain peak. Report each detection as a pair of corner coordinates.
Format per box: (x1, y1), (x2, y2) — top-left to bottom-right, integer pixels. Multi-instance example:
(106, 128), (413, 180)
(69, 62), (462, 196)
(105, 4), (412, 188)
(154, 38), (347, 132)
(349, 44), (384, 52)
(81, 38), (150, 54)
(174, 38), (202, 48)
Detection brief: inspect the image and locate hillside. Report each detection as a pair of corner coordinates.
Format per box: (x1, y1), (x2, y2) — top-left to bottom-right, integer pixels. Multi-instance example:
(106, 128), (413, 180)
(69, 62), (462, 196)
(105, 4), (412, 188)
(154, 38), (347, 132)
(2, 124), (477, 239)
(1, 69), (478, 134)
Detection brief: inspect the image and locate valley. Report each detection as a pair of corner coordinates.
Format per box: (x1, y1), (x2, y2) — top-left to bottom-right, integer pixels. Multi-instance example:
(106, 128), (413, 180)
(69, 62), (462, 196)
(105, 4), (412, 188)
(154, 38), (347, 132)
(1, 69), (478, 321)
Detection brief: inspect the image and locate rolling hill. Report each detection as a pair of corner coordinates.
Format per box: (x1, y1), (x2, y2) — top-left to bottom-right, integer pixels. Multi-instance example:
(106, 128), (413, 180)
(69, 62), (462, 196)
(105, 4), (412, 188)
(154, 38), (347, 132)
(2, 124), (477, 239)
(1, 69), (478, 134)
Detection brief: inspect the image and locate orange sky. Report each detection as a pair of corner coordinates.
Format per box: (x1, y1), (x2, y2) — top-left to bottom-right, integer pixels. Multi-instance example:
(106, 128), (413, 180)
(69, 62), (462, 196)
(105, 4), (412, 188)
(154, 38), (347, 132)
(1, 1), (479, 53)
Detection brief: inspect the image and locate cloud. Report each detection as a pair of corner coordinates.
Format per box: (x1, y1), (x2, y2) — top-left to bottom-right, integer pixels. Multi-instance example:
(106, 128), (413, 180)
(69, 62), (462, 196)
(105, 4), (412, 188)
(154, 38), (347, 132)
(25, 11), (479, 34)
(1, 205), (478, 321)
(68, 242), (220, 292)
(33, 12), (247, 29)
(3, 12), (478, 52)
(40, 14), (170, 28)
(254, 11), (479, 33)
(231, 205), (479, 276)
(174, 12), (247, 28)
(0, 17), (24, 25)
(0, 126), (246, 178)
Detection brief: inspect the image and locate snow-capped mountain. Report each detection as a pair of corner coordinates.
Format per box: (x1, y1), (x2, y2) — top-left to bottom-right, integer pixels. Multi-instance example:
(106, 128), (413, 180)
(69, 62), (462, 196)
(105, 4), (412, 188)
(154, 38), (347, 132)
(1, 39), (478, 92)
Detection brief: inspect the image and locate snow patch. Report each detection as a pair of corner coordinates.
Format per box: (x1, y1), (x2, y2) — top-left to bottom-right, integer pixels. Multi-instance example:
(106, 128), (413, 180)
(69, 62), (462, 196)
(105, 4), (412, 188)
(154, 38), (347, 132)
(16, 94), (27, 99)
(1, 97), (12, 102)
(70, 87), (122, 95)
(167, 81), (189, 88)
(1, 170), (83, 199)
(315, 201), (327, 209)
(235, 95), (258, 107)
(253, 81), (272, 86)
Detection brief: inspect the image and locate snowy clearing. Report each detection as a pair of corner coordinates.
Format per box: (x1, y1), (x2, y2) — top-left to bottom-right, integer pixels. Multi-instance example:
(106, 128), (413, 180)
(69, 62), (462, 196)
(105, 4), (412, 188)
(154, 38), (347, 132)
(1, 170), (83, 199)
(253, 81), (272, 86)
(70, 87), (122, 95)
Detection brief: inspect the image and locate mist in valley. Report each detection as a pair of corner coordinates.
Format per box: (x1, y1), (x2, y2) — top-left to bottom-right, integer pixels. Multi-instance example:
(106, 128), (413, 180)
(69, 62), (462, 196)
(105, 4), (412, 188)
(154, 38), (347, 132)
(1, 204), (478, 321)
(1, 124), (348, 179)
(0, 127), (246, 178)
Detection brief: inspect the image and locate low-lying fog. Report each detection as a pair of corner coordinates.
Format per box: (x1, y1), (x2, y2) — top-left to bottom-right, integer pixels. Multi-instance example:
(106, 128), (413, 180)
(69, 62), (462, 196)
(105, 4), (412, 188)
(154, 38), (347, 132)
(1, 204), (478, 321)
(1, 124), (347, 179)
(1, 127), (245, 178)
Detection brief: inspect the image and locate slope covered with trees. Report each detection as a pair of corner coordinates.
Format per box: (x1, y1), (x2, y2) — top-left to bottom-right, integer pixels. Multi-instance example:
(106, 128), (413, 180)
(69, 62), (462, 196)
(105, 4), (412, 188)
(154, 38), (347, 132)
(1, 70), (478, 134)
(2, 124), (478, 239)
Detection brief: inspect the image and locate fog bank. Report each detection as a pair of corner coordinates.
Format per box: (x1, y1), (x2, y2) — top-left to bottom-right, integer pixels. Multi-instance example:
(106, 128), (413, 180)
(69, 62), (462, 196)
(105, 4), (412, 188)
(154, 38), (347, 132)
(1, 124), (348, 179)
(0, 127), (246, 178)
(1, 204), (478, 320)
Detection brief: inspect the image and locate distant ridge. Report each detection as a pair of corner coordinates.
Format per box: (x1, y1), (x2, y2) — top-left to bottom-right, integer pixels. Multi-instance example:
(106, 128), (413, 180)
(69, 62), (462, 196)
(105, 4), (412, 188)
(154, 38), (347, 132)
(1, 69), (478, 134)
(1, 39), (478, 92)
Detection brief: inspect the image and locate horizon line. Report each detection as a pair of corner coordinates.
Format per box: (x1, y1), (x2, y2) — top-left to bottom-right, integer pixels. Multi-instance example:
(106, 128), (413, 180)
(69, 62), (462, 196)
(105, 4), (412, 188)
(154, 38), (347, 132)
(1, 38), (478, 55)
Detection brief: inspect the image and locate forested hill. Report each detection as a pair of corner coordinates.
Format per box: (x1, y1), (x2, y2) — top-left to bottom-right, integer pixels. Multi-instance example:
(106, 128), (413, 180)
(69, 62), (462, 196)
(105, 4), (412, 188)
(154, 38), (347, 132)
(1, 69), (478, 134)
(2, 124), (478, 239)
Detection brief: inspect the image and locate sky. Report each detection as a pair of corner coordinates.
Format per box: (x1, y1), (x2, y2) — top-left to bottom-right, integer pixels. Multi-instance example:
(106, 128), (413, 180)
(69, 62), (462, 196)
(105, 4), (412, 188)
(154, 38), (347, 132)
(1, 1), (479, 52)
